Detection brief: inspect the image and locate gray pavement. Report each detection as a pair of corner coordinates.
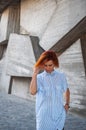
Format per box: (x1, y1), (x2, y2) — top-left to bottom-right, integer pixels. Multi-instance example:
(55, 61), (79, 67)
(0, 93), (86, 130)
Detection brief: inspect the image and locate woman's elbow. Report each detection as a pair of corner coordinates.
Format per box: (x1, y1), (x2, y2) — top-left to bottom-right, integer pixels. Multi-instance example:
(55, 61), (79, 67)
(30, 90), (37, 95)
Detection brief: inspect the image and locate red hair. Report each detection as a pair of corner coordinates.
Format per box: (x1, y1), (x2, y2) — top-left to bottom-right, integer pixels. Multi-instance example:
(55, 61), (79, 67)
(35, 50), (59, 68)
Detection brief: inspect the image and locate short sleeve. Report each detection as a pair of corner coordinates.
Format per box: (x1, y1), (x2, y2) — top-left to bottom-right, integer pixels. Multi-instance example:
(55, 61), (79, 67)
(61, 73), (68, 92)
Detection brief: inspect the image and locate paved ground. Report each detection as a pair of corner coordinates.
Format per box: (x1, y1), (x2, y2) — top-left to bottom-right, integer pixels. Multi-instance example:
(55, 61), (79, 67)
(0, 93), (86, 130)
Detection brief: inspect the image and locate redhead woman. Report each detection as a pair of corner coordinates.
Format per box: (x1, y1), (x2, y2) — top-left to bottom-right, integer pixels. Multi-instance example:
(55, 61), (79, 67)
(30, 51), (70, 130)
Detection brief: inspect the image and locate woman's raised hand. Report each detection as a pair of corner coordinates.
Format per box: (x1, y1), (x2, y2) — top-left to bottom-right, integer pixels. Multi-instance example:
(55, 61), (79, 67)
(33, 67), (40, 75)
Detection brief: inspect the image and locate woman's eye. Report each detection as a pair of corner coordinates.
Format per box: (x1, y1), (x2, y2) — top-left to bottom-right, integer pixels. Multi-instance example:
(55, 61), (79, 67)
(44, 64), (53, 67)
(49, 65), (52, 66)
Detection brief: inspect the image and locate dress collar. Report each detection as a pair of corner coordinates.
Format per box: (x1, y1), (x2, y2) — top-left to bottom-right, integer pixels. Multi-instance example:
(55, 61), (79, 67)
(44, 70), (56, 76)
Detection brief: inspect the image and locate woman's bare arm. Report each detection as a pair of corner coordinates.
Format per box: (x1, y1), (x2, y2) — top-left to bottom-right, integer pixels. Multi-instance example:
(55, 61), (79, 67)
(64, 88), (70, 111)
(29, 67), (40, 95)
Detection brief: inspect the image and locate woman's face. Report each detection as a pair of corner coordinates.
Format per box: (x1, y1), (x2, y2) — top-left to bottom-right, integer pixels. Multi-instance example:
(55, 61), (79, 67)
(43, 60), (55, 73)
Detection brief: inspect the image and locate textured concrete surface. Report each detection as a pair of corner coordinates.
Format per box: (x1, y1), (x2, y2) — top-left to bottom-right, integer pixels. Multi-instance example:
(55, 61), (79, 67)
(0, 92), (86, 130)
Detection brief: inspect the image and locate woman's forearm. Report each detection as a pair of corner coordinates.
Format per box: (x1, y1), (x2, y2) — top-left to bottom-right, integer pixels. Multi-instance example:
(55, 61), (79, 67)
(30, 67), (40, 95)
(30, 73), (37, 95)
(64, 88), (70, 111)
(65, 88), (70, 104)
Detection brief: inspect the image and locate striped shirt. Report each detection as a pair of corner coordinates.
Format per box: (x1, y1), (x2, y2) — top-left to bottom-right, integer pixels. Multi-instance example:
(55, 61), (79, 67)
(36, 70), (68, 130)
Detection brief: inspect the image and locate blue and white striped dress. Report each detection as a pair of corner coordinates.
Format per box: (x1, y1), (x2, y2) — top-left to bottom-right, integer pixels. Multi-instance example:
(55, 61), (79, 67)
(36, 70), (68, 130)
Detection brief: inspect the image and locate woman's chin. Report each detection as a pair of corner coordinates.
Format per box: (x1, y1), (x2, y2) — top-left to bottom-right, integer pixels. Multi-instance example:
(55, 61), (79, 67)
(46, 70), (52, 73)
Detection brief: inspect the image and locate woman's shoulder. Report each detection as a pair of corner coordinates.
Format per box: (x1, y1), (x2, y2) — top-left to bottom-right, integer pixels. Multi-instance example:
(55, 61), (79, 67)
(55, 69), (66, 77)
(55, 69), (63, 73)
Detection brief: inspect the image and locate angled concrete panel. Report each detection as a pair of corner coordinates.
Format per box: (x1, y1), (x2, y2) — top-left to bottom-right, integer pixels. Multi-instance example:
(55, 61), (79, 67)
(6, 33), (36, 77)
(59, 40), (86, 112)
(0, 9), (9, 42)
(20, 0), (57, 38)
(39, 0), (86, 50)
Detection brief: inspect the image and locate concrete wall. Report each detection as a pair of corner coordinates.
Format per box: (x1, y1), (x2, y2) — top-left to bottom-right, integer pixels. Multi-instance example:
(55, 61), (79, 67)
(0, 0), (86, 115)
(6, 33), (36, 77)
(0, 48), (10, 92)
(19, 0), (86, 50)
(0, 9), (10, 92)
(40, 0), (86, 50)
(59, 40), (86, 114)
(12, 77), (35, 100)
(0, 9), (9, 42)
(20, 0), (57, 38)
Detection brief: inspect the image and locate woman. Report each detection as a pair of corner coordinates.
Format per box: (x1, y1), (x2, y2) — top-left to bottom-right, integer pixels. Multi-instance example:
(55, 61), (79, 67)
(30, 51), (70, 130)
